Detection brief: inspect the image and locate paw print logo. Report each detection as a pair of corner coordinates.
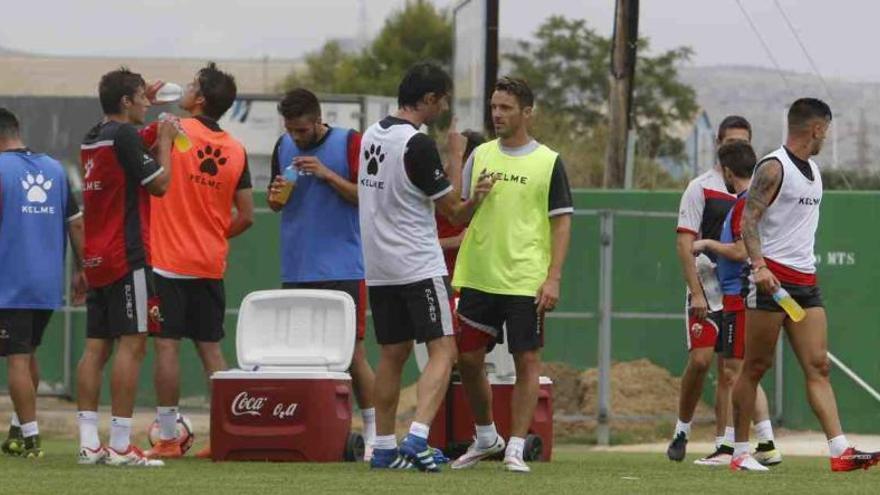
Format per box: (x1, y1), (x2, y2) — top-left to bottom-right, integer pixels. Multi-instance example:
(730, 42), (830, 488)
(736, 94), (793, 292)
(364, 143), (385, 175)
(197, 145), (227, 176)
(21, 172), (53, 204)
(83, 158), (95, 179)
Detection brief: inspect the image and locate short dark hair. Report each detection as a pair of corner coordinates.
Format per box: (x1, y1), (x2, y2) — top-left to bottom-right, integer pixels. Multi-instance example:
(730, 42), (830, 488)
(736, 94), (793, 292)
(278, 88), (321, 121)
(398, 62), (452, 108)
(0, 107), (20, 140)
(494, 76), (534, 109)
(717, 115), (751, 142)
(788, 97), (832, 129)
(197, 62), (237, 120)
(717, 141), (757, 179)
(99, 67), (146, 115)
(461, 129), (486, 158)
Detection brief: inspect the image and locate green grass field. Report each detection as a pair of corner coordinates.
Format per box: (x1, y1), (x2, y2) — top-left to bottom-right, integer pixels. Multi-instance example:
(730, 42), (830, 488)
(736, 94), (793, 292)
(0, 441), (878, 494)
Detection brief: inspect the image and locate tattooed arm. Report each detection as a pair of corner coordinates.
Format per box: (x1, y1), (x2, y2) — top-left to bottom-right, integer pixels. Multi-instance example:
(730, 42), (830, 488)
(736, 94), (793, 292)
(742, 159), (782, 294)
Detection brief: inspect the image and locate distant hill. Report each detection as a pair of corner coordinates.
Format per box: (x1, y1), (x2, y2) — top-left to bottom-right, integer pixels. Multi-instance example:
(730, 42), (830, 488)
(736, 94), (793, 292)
(0, 45), (26, 56)
(0, 47), (301, 97)
(678, 65), (880, 170)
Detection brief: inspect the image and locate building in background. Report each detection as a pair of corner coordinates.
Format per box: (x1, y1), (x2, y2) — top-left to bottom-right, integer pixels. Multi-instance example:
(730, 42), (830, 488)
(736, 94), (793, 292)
(657, 109), (715, 180)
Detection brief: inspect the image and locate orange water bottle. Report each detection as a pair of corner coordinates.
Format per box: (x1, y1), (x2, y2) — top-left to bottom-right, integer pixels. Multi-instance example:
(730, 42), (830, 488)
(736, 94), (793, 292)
(773, 287), (806, 322)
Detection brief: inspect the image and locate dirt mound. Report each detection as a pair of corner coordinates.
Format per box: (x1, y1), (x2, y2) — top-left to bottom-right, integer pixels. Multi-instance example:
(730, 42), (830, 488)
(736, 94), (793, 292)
(541, 359), (713, 443)
(541, 359), (712, 419)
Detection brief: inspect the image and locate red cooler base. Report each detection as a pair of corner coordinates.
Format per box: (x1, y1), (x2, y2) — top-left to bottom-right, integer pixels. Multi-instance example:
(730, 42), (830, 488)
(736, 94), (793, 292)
(428, 378), (553, 461)
(211, 372), (357, 462)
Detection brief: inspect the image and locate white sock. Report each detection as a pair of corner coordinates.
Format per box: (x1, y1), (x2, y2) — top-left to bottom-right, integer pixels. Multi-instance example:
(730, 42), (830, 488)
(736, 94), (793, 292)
(157, 406), (179, 441)
(724, 426), (735, 447)
(77, 411), (100, 450)
(828, 435), (850, 457)
(733, 441), (750, 458)
(361, 408), (376, 446)
(21, 421), (39, 438)
(374, 434), (397, 450)
(714, 436), (724, 449)
(754, 420), (774, 443)
(11, 412), (20, 427)
(506, 436), (525, 459)
(674, 419), (691, 438)
(408, 421), (429, 440)
(476, 423), (498, 449)
(109, 416), (132, 453)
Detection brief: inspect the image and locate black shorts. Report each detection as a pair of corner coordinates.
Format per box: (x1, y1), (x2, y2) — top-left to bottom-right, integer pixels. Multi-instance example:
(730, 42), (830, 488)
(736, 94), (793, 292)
(87, 267), (156, 339)
(0, 309), (53, 356)
(369, 276), (456, 345)
(152, 274), (225, 343)
(746, 282), (824, 313)
(720, 310), (746, 360)
(282, 280), (367, 340)
(457, 287), (544, 353)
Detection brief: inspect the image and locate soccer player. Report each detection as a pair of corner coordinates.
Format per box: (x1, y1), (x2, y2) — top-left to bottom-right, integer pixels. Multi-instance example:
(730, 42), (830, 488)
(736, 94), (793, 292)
(668, 116), (771, 462)
(358, 62), (492, 472)
(0, 108), (85, 459)
(692, 141), (781, 467)
(436, 127), (485, 280)
(76, 68), (176, 467)
(266, 88), (376, 459)
(146, 63), (253, 460)
(449, 77), (573, 474)
(731, 98), (880, 472)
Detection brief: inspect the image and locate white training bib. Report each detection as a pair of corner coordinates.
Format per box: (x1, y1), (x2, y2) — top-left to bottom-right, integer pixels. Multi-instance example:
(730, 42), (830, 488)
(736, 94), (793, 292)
(357, 119), (449, 286)
(757, 146), (822, 274)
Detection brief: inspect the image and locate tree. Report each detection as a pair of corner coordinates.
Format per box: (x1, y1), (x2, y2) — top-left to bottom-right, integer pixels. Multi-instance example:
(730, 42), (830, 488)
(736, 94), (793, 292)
(281, 0), (451, 96)
(506, 16), (697, 160)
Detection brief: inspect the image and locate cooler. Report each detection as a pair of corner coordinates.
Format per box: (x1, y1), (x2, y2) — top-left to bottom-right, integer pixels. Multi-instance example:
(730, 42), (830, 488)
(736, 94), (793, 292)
(415, 341), (554, 461)
(211, 290), (364, 462)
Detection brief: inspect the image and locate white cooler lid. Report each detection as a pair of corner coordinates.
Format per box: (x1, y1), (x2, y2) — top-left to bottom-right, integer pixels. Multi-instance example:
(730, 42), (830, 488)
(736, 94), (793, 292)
(235, 289), (356, 372)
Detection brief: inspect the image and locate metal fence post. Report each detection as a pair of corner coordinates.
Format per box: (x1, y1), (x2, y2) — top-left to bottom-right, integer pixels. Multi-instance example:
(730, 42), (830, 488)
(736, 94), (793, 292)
(597, 210), (614, 446)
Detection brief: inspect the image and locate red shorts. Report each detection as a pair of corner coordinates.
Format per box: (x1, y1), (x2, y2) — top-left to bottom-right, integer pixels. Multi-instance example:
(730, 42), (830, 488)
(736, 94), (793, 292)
(687, 313), (721, 351)
(685, 294), (721, 352)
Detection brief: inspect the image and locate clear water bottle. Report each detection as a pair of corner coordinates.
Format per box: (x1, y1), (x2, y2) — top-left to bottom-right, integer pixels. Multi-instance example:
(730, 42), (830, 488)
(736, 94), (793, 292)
(773, 287), (806, 322)
(695, 254), (723, 312)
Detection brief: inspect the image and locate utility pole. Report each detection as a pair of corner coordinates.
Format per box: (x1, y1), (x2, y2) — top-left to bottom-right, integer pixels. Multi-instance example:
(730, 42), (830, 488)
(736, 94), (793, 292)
(604, 0), (639, 188)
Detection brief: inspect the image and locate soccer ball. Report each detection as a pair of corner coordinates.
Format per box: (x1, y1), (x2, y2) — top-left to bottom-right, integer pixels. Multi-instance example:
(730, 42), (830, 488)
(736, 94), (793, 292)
(147, 414), (195, 454)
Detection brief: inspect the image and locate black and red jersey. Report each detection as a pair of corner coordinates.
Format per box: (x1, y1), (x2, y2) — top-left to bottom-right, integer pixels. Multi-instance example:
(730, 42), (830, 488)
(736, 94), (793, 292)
(80, 121), (163, 288)
(676, 167), (736, 261)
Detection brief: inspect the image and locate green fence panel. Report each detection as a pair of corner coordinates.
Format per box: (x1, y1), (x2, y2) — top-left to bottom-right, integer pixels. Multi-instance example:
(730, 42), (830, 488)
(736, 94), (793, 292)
(3, 189), (878, 434)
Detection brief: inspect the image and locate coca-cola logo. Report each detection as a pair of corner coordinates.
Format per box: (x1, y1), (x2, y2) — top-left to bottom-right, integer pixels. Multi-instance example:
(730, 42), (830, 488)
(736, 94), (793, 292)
(231, 391), (267, 416)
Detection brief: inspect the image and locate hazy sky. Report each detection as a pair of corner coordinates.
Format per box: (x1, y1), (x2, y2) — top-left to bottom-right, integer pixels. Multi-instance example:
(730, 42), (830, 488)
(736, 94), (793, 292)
(2, 0), (877, 82)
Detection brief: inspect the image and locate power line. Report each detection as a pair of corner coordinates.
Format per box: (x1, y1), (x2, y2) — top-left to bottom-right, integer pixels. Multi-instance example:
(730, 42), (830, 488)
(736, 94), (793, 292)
(732, 0), (793, 95)
(772, 0), (832, 99)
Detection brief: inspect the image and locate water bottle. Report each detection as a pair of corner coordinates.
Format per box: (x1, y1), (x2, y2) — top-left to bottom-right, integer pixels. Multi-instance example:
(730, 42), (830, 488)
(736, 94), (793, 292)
(695, 254), (723, 312)
(772, 287), (806, 322)
(158, 112), (192, 152)
(154, 82), (183, 103)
